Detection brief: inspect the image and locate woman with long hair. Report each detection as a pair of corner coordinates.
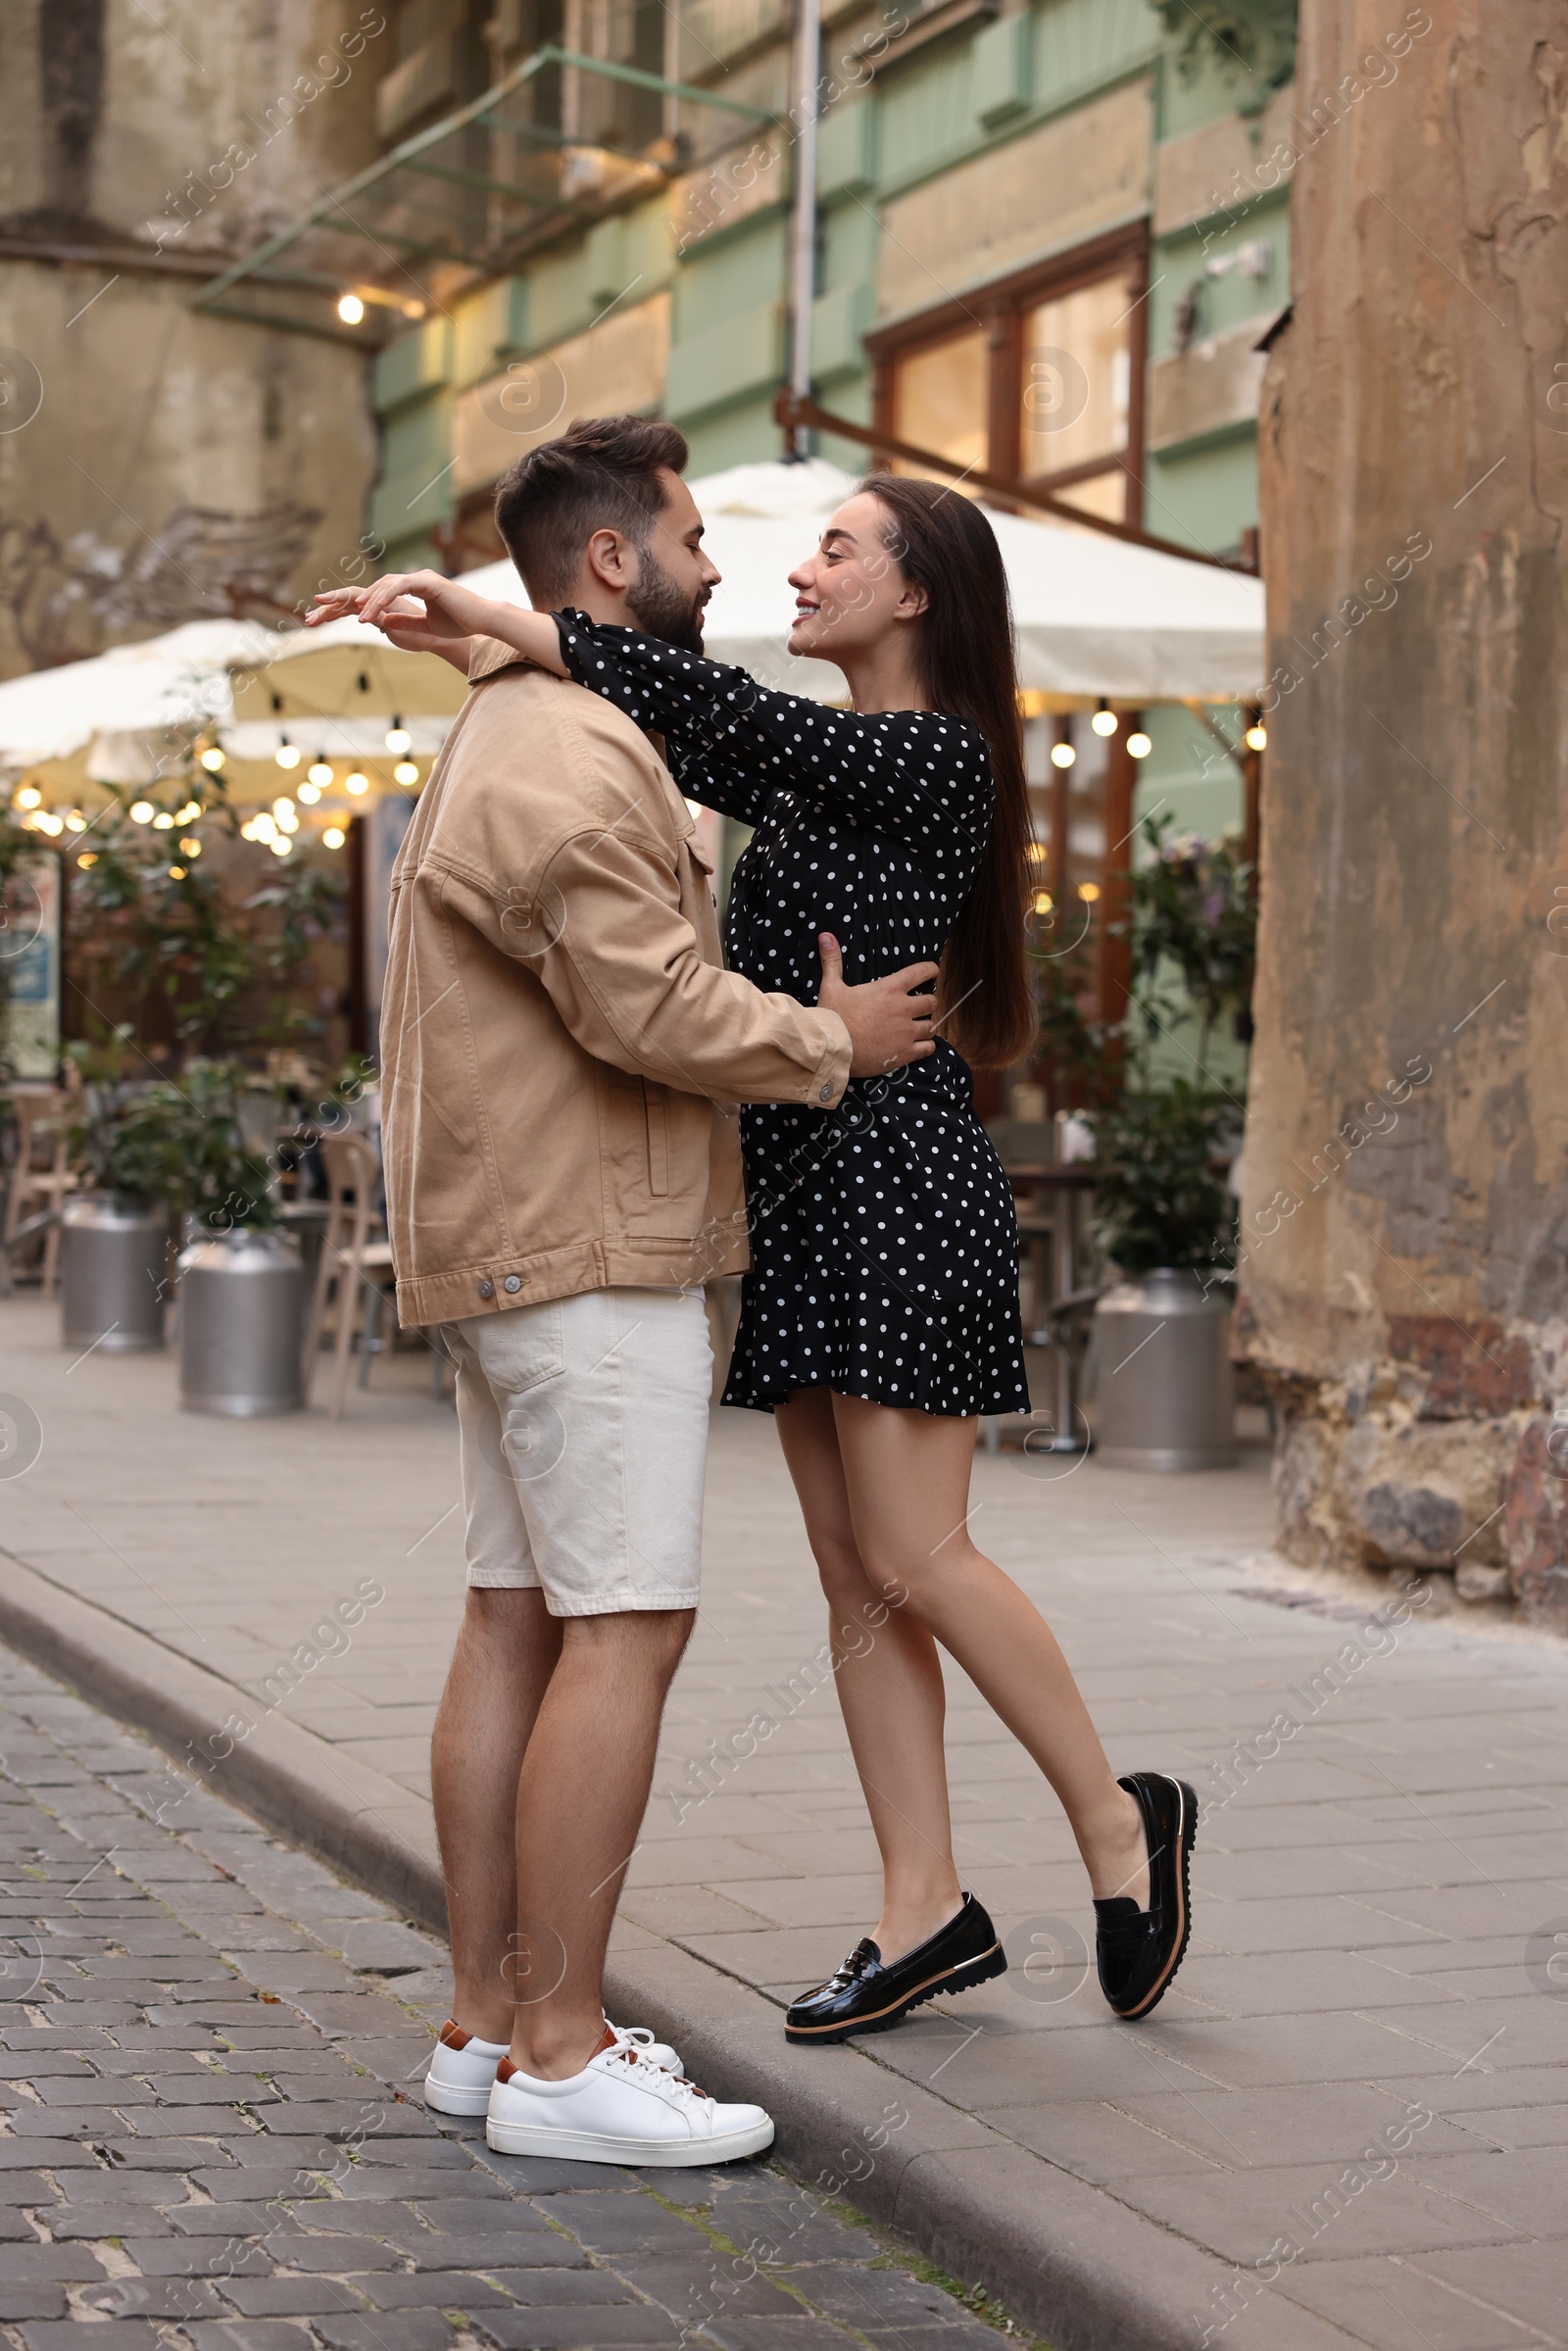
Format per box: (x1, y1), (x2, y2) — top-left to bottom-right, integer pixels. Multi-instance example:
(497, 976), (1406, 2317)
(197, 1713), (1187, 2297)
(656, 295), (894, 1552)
(312, 468), (1196, 2038)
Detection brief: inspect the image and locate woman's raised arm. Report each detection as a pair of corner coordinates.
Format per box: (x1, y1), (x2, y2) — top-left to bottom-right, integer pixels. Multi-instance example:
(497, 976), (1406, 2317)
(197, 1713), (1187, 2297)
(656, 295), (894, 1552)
(307, 572), (567, 679)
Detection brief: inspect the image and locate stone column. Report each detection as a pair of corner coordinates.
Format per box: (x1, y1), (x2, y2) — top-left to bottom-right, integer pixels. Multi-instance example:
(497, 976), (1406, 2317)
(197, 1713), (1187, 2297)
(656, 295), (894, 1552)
(1242, 1), (1568, 1622)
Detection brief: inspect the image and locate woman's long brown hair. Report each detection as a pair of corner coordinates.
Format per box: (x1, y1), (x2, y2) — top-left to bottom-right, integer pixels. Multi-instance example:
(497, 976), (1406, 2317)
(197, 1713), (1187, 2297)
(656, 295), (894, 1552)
(863, 474), (1034, 1069)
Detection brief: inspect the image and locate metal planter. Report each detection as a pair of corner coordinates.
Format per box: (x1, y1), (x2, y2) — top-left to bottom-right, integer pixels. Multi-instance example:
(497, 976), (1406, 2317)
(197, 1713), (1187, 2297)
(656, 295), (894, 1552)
(60, 1195), (169, 1354)
(177, 1228), (304, 1417)
(1093, 1268), (1237, 1471)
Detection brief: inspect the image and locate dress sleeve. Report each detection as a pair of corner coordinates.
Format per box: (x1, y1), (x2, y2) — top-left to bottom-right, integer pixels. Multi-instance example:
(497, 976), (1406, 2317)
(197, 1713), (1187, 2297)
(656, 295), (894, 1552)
(555, 613), (992, 857)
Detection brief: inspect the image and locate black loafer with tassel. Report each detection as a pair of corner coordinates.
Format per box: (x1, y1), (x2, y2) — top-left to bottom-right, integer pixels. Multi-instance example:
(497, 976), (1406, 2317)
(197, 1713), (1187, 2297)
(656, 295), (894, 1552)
(1095, 1771), (1198, 2020)
(785, 1892), (1006, 2043)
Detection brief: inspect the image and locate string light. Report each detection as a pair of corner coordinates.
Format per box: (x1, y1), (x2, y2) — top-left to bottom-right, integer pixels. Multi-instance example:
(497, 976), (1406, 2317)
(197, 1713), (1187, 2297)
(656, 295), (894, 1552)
(169, 864), (187, 880)
(337, 292), (365, 325)
(1032, 889), (1054, 914)
(241, 811), (278, 844)
(200, 746), (225, 772)
(1050, 741), (1076, 769)
(345, 771), (369, 796)
(76, 852), (97, 869)
(180, 837), (202, 857)
(322, 826), (346, 850)
(1126, 731), (1152, 759)
(175, 801), (201, 824)
(297, 780), (322, 805)
(1091, 701), (1118, 737)
(129, 800), (155, 823)
(275, 739), (301, 770)
(15, 785), (40, 809)
(308, 759), (333, 787)
(1246, 722), (1267, 751)
(152, 811), (175, 830)
(385, 719), (412, 754)
(65, 810), (86, 832)
(270, 835), (293, 857)
(1077, 880), (1102, 903)
(272, 798), (300, 833)
(393, 759), (419, 787)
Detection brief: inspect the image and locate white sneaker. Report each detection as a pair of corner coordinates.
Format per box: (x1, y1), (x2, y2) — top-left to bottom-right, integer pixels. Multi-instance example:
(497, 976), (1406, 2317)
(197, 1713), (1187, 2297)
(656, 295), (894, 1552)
(485, 2034), (774, 2166)
(424, 2017), (681, 2116)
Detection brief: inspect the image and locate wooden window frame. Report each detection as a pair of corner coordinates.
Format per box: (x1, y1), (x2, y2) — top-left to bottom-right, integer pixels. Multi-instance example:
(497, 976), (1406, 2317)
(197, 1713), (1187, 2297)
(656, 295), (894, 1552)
(866, 221), (1150, 523)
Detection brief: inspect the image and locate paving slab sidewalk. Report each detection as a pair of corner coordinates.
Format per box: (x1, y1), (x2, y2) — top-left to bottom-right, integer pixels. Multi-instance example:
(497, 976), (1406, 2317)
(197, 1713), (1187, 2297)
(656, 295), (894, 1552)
(2, 1297), (1567, 2351)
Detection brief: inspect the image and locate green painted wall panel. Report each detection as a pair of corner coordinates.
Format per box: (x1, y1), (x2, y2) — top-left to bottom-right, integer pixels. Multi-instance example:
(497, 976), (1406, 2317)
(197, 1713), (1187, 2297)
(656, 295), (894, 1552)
(1145, 434), (1262, 563)
(685, 392), (787, 475)
(877, 47), (974, 186)
(1032, 0), (1158, 112)
(666, 300), (784, 422)
(373, 318), (452, 416)
(674, 217), (788, 339)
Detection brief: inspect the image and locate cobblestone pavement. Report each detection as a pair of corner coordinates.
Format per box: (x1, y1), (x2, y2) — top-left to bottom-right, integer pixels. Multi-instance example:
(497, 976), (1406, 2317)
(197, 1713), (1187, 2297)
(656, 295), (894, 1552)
(0, 1650), (1034, 2351)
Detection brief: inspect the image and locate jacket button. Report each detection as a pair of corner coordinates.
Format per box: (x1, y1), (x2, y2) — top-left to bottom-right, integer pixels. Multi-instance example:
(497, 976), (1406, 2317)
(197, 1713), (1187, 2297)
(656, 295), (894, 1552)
(476, 1279), (494, 1298)
(503, 1275), (521, 1293)
(819, 1083), (832, 1102)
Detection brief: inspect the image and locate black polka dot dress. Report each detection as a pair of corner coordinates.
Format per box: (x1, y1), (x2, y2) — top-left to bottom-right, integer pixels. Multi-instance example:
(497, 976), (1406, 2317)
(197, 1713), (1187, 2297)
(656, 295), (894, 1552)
(556, 615), (1029, 1420)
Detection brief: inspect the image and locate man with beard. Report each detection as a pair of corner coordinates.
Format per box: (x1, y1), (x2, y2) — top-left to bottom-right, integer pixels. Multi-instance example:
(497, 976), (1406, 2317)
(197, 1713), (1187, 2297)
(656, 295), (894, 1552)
(329, 416), (937, 2164)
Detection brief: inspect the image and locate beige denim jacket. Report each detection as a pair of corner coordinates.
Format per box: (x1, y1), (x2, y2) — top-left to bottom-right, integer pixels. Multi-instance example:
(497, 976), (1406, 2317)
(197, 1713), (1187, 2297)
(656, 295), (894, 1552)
(380, 640), (850, 1328)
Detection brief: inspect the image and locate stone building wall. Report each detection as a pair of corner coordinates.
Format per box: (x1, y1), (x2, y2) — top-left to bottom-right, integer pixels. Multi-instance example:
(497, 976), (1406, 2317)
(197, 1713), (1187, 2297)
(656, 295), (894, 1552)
(0, 1), (385, 674)
(1243, 0), (1568, 1623)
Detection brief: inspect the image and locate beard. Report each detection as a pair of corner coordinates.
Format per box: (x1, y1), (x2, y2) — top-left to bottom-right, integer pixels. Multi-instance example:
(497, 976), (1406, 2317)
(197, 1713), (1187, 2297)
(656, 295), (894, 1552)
(625, 546), (708, 654)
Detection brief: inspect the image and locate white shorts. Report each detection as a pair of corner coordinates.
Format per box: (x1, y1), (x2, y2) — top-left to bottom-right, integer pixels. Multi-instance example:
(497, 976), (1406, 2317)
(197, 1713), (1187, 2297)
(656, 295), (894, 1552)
(443, 1287), (711, 1616)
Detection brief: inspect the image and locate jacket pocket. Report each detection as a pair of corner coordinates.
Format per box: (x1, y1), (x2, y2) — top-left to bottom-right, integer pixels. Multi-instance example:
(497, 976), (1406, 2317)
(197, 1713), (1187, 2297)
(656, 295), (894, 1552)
(643, 1080), (669, 1196)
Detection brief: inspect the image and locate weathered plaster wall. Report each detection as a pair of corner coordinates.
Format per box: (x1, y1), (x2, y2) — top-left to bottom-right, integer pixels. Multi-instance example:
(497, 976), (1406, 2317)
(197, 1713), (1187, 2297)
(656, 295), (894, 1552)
(1244, 1), (1568, 1622)
(0, 1), (385, 673)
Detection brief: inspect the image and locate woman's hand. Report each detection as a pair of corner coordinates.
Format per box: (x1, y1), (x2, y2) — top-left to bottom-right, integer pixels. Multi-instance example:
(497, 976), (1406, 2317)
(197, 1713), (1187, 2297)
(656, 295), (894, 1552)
(305, 580), (475, 670)
(306, 570), (568, 680)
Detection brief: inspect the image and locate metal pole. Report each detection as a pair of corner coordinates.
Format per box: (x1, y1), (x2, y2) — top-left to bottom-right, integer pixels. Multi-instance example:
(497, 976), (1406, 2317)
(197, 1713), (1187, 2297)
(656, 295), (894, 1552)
(785, 0), (821, 459)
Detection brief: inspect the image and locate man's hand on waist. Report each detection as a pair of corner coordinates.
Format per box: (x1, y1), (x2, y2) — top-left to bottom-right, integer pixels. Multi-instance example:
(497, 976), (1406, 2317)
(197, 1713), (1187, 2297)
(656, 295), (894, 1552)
(817, 932), (939, 1079)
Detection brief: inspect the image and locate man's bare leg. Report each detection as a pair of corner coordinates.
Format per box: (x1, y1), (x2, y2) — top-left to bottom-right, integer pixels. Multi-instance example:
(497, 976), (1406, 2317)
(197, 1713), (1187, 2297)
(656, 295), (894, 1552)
(506, 1607), (693, 2080)
(430, 1587), (563, 2043)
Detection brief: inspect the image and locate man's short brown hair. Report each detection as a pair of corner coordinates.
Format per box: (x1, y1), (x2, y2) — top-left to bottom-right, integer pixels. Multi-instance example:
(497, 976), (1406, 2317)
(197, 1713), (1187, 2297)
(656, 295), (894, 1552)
(493, 416), (690, 608)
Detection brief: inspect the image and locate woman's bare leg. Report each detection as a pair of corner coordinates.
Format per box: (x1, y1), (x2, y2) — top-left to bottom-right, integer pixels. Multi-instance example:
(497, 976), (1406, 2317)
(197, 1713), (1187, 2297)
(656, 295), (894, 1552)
(828, 1394), (1149, 1907)
(774, 1389), (964, 1959)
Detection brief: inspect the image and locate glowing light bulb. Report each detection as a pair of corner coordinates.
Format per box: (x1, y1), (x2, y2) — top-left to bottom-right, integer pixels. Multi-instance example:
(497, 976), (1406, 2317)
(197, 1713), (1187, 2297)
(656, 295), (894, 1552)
(275, 741), (301, 770)
(1091, 706), (1118, 737)
(180, 837), (202, 857)
(35, 811), (64, 836)
(322, 825), (346, 850)
(273, 800), (300, 834)
(393, 759), (418, 787)
(337, 292), (366, 325)
(200, 746), (225, 772)
(76, 851), (98, 869)
(176, 801), (201, 824)
(129, 801), (155, 824)
(1050, 741), (1076, 769)
(385, 722), (411, 754)
(65, 810), (86, 832)
(15, 785), (41, 809)
(1032, 889), (1054, 914)
(248, 812), (278, 844)
(169, 864), (187, 880)
(270, 834), (293, 857)
(1077, 880), (1102, 903)
(1126, 731), (1152, 759)
(345, 771), (369, 797)
(308, 759), (333, 787)
(153, 811), (175, 830)
(1246, 723), (1267, 751)
(297, 780), (321, 805)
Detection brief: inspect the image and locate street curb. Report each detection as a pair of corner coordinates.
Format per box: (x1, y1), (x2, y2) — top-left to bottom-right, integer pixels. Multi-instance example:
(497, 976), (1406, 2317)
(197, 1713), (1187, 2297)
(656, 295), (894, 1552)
(0, 1544), (1349, 2351)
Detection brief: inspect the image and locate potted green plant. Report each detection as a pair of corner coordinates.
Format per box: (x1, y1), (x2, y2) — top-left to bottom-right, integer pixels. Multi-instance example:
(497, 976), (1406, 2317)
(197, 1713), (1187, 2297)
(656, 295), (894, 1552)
(170, 1061), (306, 1419)
(1089, 1083), (1241, 1471)
(62, 1057), (193, 1354)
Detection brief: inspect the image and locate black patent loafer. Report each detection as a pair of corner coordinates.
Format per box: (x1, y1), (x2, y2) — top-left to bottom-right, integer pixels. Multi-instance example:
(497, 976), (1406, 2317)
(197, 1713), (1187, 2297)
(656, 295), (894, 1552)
(785, 1892), (1006, 2043)
(1095, 1771), (1198, 2020)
